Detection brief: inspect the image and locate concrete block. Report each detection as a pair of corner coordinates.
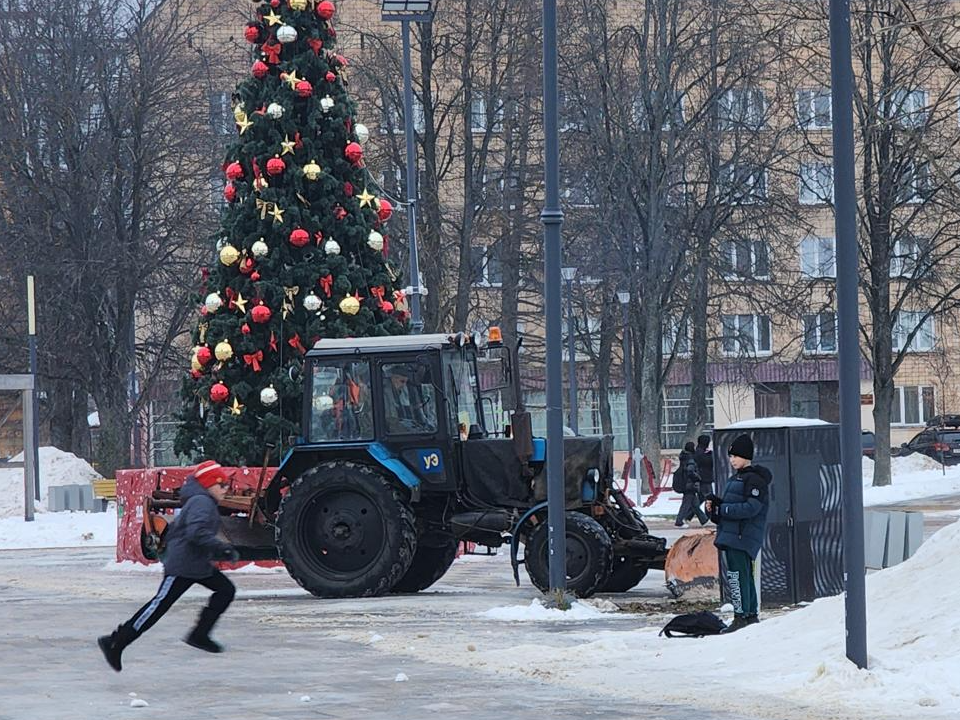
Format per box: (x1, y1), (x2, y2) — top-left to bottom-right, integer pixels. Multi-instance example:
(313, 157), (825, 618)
(864, 511), (888, 570)
(78, 485), (94, 512)
(904, 512), (924, 559)
(64, 485), (82, 511)
(48, 486), (66, 512)
(884, 511), (907, 567)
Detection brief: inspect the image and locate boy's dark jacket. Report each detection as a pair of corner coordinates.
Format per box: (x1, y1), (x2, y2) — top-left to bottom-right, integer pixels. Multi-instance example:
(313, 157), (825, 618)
(161, 476), (233, 579)
(709, 465), (772, 559)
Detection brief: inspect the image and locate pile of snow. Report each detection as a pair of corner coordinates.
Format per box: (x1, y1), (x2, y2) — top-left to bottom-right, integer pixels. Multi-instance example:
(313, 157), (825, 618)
(862, 454), (960, 506)
(478, 599), (607, 622)
(0, 508), (116, 549)
(0, 446), (102, 518)
(474, 519), (960, 718)
(726, 416), (830, 428)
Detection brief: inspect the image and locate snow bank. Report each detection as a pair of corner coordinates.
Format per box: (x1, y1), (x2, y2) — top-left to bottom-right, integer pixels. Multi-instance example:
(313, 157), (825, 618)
(862, 454), (960, 507)
(475, 519), (960, 718)
(0, 446), (101, 518)
(478, 599), (607, 622)
(0, 508), (116, 549)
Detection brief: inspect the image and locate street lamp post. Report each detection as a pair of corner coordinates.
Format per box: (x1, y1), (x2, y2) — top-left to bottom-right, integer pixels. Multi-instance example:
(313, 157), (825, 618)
(617, 291), (633, 457)
(381, 1), (433, 333)
(561, 267), (578, 434)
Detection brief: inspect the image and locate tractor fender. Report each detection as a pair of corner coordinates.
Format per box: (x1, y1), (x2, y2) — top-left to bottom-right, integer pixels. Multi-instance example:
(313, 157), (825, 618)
(509, 501), (549, 586)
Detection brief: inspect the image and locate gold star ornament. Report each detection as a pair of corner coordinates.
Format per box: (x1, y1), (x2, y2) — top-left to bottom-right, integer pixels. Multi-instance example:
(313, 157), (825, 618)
(284, 69), (301, 90)
(230, 397), (244, 415)
(280, 135), (296, 155)
(357, 188), (376, 208)
(263, 10), (282, 26)
(269, 203), (285, 223)
(233, 292), (248, 313)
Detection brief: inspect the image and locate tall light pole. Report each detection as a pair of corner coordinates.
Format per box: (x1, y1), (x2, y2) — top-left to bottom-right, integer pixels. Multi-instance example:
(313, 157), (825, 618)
(541, 0), (567, 595)
(381, 1), (432, 333)
(561, 267), (578, 434)
(617, 291), (633, 455)
(828, 0), (867, 669)
(26, 276), (40, 501)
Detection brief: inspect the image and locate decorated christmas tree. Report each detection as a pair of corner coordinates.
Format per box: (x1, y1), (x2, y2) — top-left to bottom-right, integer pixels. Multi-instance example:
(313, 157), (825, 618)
(175, 0), (407, 466)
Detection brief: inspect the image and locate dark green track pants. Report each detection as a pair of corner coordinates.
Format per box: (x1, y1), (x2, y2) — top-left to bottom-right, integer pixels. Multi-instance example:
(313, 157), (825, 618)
(724, 548), (758, 617)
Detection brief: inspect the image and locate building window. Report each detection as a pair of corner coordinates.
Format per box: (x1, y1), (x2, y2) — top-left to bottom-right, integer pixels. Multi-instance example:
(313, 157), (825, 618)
(800, 236), (837, 278)
(799, 162), (834, 204)
(721, 239), (770, 280)
(633, 91), (685, 130)
(719, 163), (767, 204)
(565, 317), (601, 361)
(208, 91), (233, 135)
(796, 88), (832, 130)
(470, 245), (502, 287)
(561, 168), (596, 206)
(383, 98), (425, 134)
(719, 87), (765, 130)
(888, 88), (928, 127)
(660, 385), (715, 449)
(891, 236), (926, 277)
(893, 311), (935, 352)
(662, 317), (691, 357)
(897, 159), (931, 204)
(803, 311), (837, 354)
(470, 97), (504, 133)
(559, 89), (583, 132)
(721, 314), (772, 355)
(891, 385), (935, 425)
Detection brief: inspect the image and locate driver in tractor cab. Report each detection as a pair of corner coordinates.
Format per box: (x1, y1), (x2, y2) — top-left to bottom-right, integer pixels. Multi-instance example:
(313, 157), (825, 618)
(382, 363), (434, 434)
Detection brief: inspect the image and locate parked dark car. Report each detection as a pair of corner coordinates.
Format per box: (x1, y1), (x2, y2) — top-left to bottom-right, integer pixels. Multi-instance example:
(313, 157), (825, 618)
(861, 430), (875, 459)
(898, 419), (960, 465)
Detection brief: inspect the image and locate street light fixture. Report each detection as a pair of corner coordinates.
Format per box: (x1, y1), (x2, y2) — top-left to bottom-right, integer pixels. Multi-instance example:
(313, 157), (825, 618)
(561, 267), (578, 434)
(616, 291), (633, 457)
(380, 1), (433, 332)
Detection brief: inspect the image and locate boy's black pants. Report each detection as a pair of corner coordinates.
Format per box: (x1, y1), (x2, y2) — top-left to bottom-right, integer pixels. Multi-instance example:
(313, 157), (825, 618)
(112, 569), (235, 648)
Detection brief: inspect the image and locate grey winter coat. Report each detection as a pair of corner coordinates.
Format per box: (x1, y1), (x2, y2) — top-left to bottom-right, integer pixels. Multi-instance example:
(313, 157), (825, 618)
(710, 465), (772, 559)
(161, 477), (233, 579)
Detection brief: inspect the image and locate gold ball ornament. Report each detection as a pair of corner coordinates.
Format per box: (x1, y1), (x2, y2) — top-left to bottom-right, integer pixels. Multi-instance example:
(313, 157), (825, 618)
(303, 160), (322, 181)
(339, 295), (360, 315)
(367, 230), (384, 252)
(251, 238), (269, 258)
(214, 339), (234, 362)
(219, 244), (240, 266)
(191, 350), (202, 372)
(289, 0), (307, 9)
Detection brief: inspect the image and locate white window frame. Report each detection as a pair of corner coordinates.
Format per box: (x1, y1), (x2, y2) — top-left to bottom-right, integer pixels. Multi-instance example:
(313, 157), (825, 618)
(470, 244), (502, 288)
(893, 311), (935, 352)
(889, 88), (928, 127)
(719, 164), (767, 205)
(559, 89), (583, 132)
(662, 317), (691, 357)
(899, 159), (931, 204)
(796, 88), (832, 130)
(721, 314), (773, 356)
(633, 92), (686, 130)
(719, 87), (765, 130)
(565, 316), (601, 361)
(721, 239), (771, 280)
(800, 236), (837, 278)
(891, 237), (923, 277)
(802, 311), (837, 354)
(384, 98), (425, 134)
(799, 162), (834, 205)
(470, 97), (504, 133)
(891, 385), (936, 426)
(560, 169), (596, 207)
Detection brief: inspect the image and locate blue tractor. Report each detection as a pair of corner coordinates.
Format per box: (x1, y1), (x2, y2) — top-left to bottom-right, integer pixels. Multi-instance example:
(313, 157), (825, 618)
(189, 332), (665, 597)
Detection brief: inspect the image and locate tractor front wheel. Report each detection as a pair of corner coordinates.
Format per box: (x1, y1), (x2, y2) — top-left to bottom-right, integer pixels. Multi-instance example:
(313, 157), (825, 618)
(524, 512), (612, 598)
(600, 555), (649, 593)
(276, 462), (416, 598)
(391, 533), (459, 593)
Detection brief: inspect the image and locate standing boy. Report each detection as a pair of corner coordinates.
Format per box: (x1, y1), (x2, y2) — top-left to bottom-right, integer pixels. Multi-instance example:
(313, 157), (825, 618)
(705, 434), (772, 633)
(98, 460), (240, 671)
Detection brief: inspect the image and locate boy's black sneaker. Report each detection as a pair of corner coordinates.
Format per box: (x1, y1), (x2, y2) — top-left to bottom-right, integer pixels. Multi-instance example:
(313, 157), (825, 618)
(745, 614), (760, 625)
(720, 616), (751, 634)
(97, 636), (123, 672)
(184, 633), (224, 653)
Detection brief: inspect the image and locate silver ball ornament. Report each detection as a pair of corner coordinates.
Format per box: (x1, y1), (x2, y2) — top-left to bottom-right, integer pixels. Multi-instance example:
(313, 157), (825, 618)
(277, 25), (298, 44)
(324, 238), (341, 255)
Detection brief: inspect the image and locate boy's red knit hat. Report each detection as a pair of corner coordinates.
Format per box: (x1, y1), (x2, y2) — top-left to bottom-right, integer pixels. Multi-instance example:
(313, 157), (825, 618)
(193, 460), (231, 488)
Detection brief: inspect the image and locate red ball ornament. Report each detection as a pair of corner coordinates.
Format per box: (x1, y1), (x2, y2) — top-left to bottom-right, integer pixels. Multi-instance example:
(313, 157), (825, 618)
(266, 156), (286, 176)
(197, 346), (213, 365)
(251, 303), (272, 324)
(343, 181), (353, 196)
(295, 79), (313, 98)
(270, 0), (280, 6)
(377, 198), (393, 221)
(244, 24), (260, 43)
(325, 71), (336, 83)
(344, 141), (363, 164)
(252, 60), (269, 79)
(210, 382), (230, 403)
(224, 183), (237, 202)
(381, 301), (394, 313)
(316, 0), (335, 19)
(289, 228), (310, 247)
(241, 323), (251, 335)
(251, 271), (261, 281)
(239, 257), (255, 274)
(190, 369), (202, 380)
(200, 306), (208, 316)
(225, 161), (244, 180)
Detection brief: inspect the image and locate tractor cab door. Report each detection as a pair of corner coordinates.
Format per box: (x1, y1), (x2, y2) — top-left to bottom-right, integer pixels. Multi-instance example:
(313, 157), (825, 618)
(375, 354), (456, 492)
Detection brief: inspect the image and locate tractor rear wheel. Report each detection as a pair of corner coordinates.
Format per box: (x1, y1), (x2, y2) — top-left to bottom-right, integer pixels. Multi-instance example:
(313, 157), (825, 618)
(391, 533), (458, 593)
(601, 555), (649, 593)
(276, 462), (416, 598)
(524, 512), (612, 598)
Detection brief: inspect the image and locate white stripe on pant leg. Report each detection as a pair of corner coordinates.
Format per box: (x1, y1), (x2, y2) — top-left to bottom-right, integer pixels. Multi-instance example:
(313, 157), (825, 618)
(726, 570), (743, 615)
(133, 576), (177, 632)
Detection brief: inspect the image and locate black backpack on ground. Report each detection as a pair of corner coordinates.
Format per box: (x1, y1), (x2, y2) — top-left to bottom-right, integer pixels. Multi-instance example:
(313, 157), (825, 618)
(659, 611), (726, 638)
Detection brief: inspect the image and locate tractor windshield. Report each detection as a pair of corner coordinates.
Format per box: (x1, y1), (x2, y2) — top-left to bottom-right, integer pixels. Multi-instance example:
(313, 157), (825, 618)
(442, 350), (483, 437)
(307, 359), (374, 442)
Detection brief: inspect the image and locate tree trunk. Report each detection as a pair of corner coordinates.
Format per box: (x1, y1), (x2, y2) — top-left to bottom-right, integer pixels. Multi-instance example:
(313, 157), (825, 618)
(93, 385), (131, 478)
(872, 379), (894, 487)
(638, 315), (661, 492)
(597, 311), (613, 435)
(685, 252), (709, 441)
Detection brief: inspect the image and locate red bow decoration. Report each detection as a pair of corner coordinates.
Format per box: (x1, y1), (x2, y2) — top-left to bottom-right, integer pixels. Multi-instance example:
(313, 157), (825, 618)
(394, 289), (406, 305)
(243, 350), (263, 372)
(254, 105), (267, 116)
(288, 332), (307, 354)
(382, 234), (389, 256)
(314, 230), (324, 246)
(306, 37), (323, 55)
(319, 274), (333, 297)
(334, 205), (347, 221)
(370, 286), (385, 306)
(269, 331), (278, 352)
(261, 41), (281, 64)
(294, 131), (303, 149)
(200, 267), (210, 280)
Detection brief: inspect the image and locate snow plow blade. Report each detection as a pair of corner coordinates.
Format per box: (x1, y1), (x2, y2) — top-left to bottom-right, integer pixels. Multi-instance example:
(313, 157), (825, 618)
(664, 529), (720, 600)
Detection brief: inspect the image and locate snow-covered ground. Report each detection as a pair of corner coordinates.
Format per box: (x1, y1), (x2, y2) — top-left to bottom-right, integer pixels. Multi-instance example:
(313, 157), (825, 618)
(0, 509), (117, 549)
(0, 446), (102, 518)
(640, 452), (960, 517)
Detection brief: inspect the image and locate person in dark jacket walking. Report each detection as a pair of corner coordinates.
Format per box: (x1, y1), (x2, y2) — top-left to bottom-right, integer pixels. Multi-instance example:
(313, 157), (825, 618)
(693, 434), (714, 496)
(675, 441), (707, 526)
(705, 434), (772, 634)
(98, 460), (240, 672)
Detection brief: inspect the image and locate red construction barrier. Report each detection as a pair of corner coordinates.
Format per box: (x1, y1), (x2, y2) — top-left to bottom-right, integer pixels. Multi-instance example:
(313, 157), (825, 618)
(115, 465), (278, 567)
